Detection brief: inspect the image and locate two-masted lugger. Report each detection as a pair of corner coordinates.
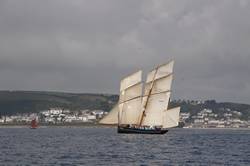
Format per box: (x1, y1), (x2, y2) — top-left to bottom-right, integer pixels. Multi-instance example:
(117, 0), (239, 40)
(99, 60), (180, 134)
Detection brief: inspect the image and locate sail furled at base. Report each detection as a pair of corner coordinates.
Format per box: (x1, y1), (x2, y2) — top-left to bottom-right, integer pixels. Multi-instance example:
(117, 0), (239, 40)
(163, 107), (180, 128)
(119, 71), (143, 125)
(99, 105), (119, 124)
(141, 61), (174, 126)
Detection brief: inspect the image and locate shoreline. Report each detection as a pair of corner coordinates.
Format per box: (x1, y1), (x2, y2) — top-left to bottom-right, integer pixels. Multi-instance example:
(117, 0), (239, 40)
(0, 124), (249, 130)
(182, 127), (250, 130)
(0, 123), (120, 128)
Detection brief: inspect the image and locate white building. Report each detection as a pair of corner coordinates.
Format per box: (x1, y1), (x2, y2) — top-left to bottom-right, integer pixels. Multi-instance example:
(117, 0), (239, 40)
(87, 115), (96, 120)
(180, 113), (190, 120)
(49, 108), (63, 115)
(194, 119), (204, 123)
(5, 116), (13, 123)
(0, 118), (4, 123)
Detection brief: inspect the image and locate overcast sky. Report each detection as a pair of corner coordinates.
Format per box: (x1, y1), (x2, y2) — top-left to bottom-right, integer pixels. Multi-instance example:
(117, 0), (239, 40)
(0, 0), (250, 103)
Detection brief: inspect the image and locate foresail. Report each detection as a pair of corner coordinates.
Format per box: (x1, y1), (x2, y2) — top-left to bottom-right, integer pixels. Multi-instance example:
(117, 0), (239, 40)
(99, 105), (119, 124)
(162, 107), (180, 128)
(119, 97), (142, 125)
(119, 70), (143, 125)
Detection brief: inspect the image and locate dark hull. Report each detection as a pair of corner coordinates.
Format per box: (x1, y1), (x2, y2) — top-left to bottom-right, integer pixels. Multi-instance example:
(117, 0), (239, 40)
(118, 126), (168, 134)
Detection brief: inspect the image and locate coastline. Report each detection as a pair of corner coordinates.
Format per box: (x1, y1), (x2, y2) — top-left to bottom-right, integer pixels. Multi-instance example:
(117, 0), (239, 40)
(0, 122), (121, 128)
(0, 124), (249, 130)
(182, 127), (250, 130)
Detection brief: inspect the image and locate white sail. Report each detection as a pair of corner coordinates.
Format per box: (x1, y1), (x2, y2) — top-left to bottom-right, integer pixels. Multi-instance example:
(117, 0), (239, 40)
(146, 60), (174, 83)
(120, 83), (142, 103)
(162, 107), (180, 128)
(144, 74), (173, 96)
(99, 105), (119, 124)
(119, 70), (143, 125)
(140, 61), (174, 126)
(118, 103), (123, 124)
(141, 92), (170, 126)
(120, 70), (142, 91)
(119, 97), (142, 125)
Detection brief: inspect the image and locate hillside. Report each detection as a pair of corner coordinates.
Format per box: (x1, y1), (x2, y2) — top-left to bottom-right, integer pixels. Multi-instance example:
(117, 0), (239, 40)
(0, 91), (249, 120)
(170, 100), (250, 121)
(0, 91), (118, 115)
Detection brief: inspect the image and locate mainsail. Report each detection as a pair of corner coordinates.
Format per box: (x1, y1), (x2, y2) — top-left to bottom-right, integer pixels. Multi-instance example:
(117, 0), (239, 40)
(140, 61), (174, 126)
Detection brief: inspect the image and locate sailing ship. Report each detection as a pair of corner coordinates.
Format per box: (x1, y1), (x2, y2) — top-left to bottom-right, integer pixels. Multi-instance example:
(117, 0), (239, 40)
(30, 118), (38, 129)
(100, 60), (180, 134)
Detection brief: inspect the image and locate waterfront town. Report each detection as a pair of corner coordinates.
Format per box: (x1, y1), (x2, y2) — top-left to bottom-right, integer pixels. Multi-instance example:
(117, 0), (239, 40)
(180, 108), (250, 128)
(0, 108), (107, 125)
(0, 107), (250, 128)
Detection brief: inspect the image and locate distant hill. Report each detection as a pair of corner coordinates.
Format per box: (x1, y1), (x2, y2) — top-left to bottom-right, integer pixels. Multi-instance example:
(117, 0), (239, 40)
(0, 91), (249, 120)
(0, 91), (118, 115)
(170, 100), (250, 121)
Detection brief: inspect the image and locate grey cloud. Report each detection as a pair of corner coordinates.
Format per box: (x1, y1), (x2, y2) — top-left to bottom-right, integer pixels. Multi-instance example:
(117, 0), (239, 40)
(0, 0), (250, 103)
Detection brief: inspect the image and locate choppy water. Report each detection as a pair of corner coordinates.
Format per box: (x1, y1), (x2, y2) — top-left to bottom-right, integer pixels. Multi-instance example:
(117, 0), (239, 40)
(0, 127), (249, 166)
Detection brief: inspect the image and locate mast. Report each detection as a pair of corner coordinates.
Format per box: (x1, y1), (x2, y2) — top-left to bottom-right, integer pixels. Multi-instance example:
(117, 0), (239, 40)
(139, 66), (159, 126)
(118, 105), (120, 126)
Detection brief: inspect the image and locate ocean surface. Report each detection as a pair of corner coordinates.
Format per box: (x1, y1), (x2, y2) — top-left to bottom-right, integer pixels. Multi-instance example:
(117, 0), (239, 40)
(0, 127), (249, 166)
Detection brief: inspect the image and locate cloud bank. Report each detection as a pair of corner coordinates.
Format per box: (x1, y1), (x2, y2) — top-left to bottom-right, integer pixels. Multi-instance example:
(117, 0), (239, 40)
(0, 0), (250, 103)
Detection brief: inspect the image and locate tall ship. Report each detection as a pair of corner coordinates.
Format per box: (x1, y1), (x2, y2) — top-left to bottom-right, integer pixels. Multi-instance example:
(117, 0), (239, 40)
(100, 60), (180, 134)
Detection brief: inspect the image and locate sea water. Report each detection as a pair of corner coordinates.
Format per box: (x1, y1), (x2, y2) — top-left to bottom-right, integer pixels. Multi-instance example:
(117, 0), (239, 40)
(0, 127), (249, 165)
